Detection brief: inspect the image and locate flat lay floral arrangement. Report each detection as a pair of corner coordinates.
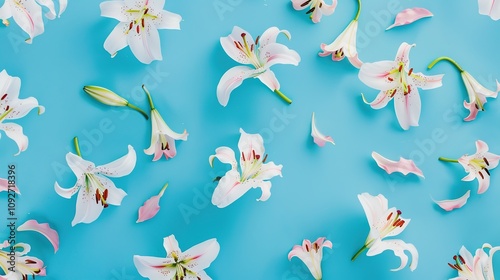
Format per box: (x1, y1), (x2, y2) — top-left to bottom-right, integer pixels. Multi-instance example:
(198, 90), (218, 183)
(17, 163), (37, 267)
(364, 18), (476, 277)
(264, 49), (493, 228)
(0, 0), (499, 279)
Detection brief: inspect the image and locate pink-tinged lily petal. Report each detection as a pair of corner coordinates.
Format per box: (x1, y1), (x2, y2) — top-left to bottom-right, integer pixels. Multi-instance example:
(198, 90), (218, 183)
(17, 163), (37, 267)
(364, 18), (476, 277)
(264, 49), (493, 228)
(358, 61), (398, 91)
(361, 91), (393, 109)
(260, 43), (301, 68)
(181, 238), (220, 271)
(220, 26), (254, 65)
(238, 128), (265, 163)
(367, 239), (419, 271)
(311, 112), (334, 147)
(128, 23), (162, 64)
(358, 193), (389, 228)
(133, 255), (176, 279)
(0, 3), (12, 20)
(92, 175), (127, 205)
(372, 151), (424, 177)
(288, 237), (333, 280)
(321, 20), (361, 68)
(95, 145), (136, 177)
(0, 178), (20, 194)
(433, 190), (471, 211)
(71, 187), (105, 226)
(163, 234), (181, 255)
(58, 0), (67, 17)
(394, 88), (421, 130)
(477, 173), (491, 194)
(478, 0), (500, 20)
(409, 72), (444, 90)
(386, 8), (433, 30)
(209, 146), (237, 170)
(136, 183), (168, 223)
(257, 70), (280, 91)
(216, 66), (256, 107)
(259, 27), (291, 48)
(65, 152), (94, 180)
(54, 180), (80, 198)
(9, 0), (45, 44)
(0, 123), (28, 156)
(17, 219), (59, 253)
(291, 0), (337, 23)
(395, 42), (415, 65)
(211, 169), (249, 208)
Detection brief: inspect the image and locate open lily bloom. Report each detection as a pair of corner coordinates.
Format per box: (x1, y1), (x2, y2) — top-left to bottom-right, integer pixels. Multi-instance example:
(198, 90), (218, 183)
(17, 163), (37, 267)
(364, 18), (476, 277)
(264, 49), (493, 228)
(478, 0), (500, 20)
(288, 237), (332, 280)
(428, 56), (499, 121)
(0, 70), (44, 155)
(0, 241), (46, 280)
(100, 0), (182, 64)
(0, 0), (66, 43)
(291, 0), (337, 23)
(143, 85), (188, 161)
(209, 128), (283, 208)
(353, 193), (418, 271)
(449, 243), (500, 279)
(54, 141), (136, 226)
(218, 26), (301, 106)
(440, 140), (500, 194)
(134, 234), (220, 280)
(359, 42), (443, 130)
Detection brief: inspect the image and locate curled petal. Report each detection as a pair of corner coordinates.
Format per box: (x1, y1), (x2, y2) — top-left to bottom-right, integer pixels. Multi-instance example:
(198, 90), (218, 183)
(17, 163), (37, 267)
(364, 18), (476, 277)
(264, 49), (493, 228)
(163, 235), (181, 255)
(358, 61), (398, 91)
(35, 0), (56, 20)
(238, 128), (265, 163)
(58, 0), (67, 17)
(367, 239), (419, 271)
(216, 66), (256, 107)
(220, 26), (253, 64)
(433, 190), (471, 211)
(17, 219), (59, 253)
(0, 178), (20, 194)
(257, 70), (280, 91)
(136, 183), (168, 223)
(386, 8), (433, 30)
(209, 146), (237, 170)
(211, 169), (248, 208)
(477, 171), (491, 194)
(155, 10), (181, 29)
(358, 193), (389, 228)
(95, 145), (136, 177)
(103, 22), (128, 58)
(361, 91), (393, 109)
(409, 73), (443, 90)
(54, 181), (79, 199)
(71, 187), (104, 226)
(394, 42), (415, 65)
(372, 151), (424, 177)
(311, 112), (334, 147)
(10, 0), (44, 43)
(259, 27), (291, 48)
(254, 162), (282, 181)
(259, 43), (301, 68)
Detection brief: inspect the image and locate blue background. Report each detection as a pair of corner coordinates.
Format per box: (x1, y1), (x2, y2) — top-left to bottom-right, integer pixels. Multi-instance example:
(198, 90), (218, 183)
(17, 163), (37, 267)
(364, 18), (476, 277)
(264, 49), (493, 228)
(1, 0), (500, 279)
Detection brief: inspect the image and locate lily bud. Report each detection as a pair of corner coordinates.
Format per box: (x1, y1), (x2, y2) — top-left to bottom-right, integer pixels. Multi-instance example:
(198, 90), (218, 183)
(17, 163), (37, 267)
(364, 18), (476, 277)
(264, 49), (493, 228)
(83, 85), (128, 106)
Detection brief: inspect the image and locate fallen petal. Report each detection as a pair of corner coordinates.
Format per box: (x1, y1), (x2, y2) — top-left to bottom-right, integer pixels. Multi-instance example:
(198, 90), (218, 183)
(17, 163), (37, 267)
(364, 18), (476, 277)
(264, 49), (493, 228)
(386, 8), (433, 30)
(372, 151), (424, 177)
(0, 178), (20, 194)
(433, 190), (471, 211)
(17, 219), (59, 253)
(311, 112), (334, 147)
(137, 183), (168, 223)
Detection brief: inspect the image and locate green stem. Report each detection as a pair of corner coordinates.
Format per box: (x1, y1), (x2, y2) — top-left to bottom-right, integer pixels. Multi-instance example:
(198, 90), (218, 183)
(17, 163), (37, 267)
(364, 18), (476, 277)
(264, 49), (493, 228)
(427, 57), (464, 73)
(351, 244), (367, 261)
(126, 102), (149, 120)
(354, 0), (362, 21)
(438, 157), (459, 163)
(73, 137), (82, 157)
(142, 85), (155, 110)
(273, 89), (292, 104)
(158, 182), (169, 197)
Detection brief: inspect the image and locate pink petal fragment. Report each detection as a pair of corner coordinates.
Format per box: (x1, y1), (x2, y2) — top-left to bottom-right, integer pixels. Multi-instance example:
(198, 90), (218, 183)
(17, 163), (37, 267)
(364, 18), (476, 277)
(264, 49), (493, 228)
(137, 183), (168, 223)
(0, 178), (20, 194)
(433, 190), (471, 211)
(311, 112), (335, 147)
(372, 151), (424, 178)
(386, 8), (433, 30)
(17, 219), (59, 253)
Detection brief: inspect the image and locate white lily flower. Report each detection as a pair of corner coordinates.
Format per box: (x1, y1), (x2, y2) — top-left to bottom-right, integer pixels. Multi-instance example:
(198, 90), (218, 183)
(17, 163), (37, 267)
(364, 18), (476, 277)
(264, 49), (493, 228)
(0, 241), (46, 280)
(428, 56), (499, 121)
(288, 237), (332, 280)
(100, 0), (182, 64)
(0, 70), (44, 155)
(291, 0), (337, 23)
(359, 42), (443, 130)
(352, 193), (418, 271)
(133, 234), (220, 280)
(209, 128), (283, 208)
(448, 243), (500, 280)
(218, 26), (301, 106)
(54, 138), (136, 226)
(142, 85), (188, 161)
(0, 0), (66, 43)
